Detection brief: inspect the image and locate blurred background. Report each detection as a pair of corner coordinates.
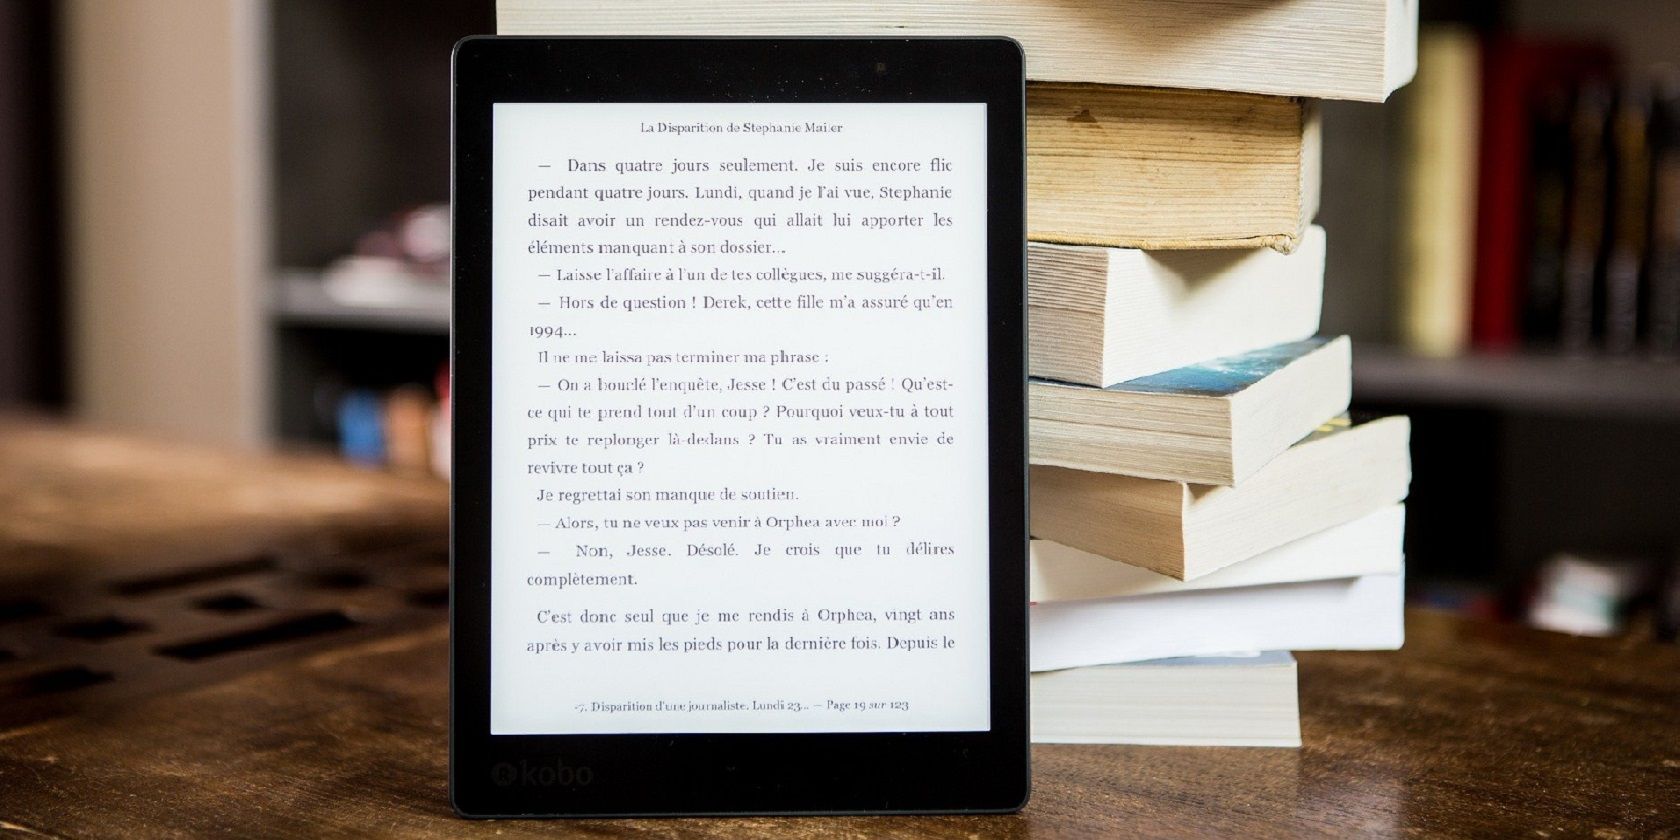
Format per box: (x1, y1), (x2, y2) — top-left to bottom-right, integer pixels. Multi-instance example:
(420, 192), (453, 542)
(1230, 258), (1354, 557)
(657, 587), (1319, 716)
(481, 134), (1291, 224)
(0, 0), (1676, 641)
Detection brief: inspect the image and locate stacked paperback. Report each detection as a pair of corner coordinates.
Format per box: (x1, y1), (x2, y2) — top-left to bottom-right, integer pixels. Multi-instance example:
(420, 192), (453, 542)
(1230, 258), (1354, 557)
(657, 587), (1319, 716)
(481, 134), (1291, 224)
(500, 0), (1421, 747)
(1014, 2), (1418, 747)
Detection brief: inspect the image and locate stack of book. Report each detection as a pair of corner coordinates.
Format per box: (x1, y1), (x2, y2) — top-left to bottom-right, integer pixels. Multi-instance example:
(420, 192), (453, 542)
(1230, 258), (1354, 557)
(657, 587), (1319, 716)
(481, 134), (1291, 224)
(499, 0), (1420, 747)
(1011, 3), (1417, 747)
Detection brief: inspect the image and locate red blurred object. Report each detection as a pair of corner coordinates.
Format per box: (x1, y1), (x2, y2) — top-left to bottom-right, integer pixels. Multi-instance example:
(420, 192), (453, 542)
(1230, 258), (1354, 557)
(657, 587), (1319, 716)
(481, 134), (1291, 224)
(1471, 38), (1614, 348)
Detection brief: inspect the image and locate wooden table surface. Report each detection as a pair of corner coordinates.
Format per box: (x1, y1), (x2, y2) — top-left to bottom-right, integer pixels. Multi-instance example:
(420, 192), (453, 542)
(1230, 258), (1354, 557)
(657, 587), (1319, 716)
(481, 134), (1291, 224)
(1, 422), (1677, 838)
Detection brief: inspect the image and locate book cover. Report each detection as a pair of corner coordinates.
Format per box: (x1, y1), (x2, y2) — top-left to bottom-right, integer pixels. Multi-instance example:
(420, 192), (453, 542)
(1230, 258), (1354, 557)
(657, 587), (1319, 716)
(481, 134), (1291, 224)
(1030, 337), (1352, 485)
(1026, 226), (1325, 387)
(1093, 336), (1332, 397)
(1650, 81), (1680, 353)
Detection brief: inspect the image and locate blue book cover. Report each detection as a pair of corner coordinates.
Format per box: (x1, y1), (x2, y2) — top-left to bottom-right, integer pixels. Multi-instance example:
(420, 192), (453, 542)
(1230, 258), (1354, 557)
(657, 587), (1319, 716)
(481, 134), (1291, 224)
(1034, 337), (1335, 398)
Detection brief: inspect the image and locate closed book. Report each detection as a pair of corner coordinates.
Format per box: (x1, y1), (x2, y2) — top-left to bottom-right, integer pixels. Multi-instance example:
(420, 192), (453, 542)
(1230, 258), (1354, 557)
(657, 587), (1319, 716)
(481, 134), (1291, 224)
(1031, 571), (1405, 671)
(1397, 27), (1480, 357)
(1029, 226), (1325, 387)
(1027, 84), (1319, 251)
(1030, 504), (1405, 604)
(497, 0), (1419, 102)
(1030, 337), (1351, 486)
(1031, 415), (1411, 580)
(1031, 652), (1301, 747)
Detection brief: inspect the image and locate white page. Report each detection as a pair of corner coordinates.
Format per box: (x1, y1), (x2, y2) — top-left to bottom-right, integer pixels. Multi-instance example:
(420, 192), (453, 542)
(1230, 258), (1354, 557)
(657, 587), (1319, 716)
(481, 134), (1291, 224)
(489, 103), (992, 734)
(1030, 504), (1406, 603)
(1031, 572), (1405, 672)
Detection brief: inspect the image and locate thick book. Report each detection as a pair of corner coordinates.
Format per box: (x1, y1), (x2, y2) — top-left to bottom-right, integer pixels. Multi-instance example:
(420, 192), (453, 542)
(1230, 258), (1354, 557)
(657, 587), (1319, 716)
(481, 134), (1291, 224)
(1030, 337), (1351, 486)
(1031, 415), (1411, 580)
(1522, 87), (1573, 343)
(1030, 504), (1405, 603)
(1027, 84), (1319, 251)
(1031, 571), (1405, 671)
(497, 0), (1419, 102)
(1031, 652), (1301, 747)
(1397, 27), (1480, 357)
(1029, 226), (1324, 387)
(1561, 82), (1613, 352)
(1605, 84), (1651, 355)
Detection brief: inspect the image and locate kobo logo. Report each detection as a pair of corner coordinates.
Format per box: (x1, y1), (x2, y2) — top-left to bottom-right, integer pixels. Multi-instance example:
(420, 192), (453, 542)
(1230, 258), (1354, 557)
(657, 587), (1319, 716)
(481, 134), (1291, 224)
(491, 758), (595, 788)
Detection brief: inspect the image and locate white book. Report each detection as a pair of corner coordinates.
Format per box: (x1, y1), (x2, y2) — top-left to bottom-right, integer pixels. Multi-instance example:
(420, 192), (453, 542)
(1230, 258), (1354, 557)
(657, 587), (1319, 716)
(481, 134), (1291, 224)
(1032, 651), (1301, 747)
(497, 0), (1419, 102)
(1031, 571), (1404, 672)
(1032, 415), (1410, 580)
(1030, 226), (1325, 387)
(1031, 504), (1405, 603)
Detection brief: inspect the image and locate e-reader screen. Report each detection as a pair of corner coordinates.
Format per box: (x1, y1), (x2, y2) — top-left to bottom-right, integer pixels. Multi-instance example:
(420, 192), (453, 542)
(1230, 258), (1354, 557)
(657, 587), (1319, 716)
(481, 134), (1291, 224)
(489, 102), (992, 735)
(452, 37), (1026, 816)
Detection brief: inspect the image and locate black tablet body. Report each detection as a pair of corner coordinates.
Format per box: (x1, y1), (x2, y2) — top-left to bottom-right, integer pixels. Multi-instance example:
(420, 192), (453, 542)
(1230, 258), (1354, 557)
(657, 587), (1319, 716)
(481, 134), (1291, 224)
(451, 36), (1026, 817)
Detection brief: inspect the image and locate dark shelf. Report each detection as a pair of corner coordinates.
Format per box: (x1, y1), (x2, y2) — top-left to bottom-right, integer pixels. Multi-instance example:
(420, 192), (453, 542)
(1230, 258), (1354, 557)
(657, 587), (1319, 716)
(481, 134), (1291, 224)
(1353, 345), (1680, 417)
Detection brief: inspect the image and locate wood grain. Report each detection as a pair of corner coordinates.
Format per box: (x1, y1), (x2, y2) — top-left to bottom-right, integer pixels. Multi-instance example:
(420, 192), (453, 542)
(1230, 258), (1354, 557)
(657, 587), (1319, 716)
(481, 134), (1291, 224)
(1, 421), (1676, 837)
(4, 612), (1676, 837)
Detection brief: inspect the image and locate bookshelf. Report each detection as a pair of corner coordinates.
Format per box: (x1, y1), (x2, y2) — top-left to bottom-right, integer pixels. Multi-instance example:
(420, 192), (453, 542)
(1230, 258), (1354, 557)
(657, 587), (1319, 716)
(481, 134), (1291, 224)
(1316, 0), (1680, 622)
(265, 0), (485, 447)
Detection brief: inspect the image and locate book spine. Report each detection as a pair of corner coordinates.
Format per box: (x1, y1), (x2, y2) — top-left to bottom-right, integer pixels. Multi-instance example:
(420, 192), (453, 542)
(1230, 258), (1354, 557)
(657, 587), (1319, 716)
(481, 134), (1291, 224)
(1561, 83), (1613, 352)
(1470, 39), (1528, 349)
(1648, 85), (1680, 354)
(1472, 40), (1615, 349)
(1522, 89), (1571, 343)
(1604, 84), (1651, 354)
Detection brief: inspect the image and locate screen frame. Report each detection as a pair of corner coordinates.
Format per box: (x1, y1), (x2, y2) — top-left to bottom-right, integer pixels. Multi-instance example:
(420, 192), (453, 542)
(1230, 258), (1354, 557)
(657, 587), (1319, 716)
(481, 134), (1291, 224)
(451, 36), (1027, 818)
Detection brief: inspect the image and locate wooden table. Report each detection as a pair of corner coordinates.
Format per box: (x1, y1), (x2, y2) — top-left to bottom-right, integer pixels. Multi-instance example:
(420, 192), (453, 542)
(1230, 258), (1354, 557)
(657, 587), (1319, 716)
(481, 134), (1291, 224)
(2, 422), (1677, 837)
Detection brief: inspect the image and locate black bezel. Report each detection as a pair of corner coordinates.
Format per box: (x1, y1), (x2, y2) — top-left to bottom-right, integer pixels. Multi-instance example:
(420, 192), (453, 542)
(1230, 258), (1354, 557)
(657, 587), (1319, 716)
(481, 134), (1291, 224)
(450, 36), (1027, 818)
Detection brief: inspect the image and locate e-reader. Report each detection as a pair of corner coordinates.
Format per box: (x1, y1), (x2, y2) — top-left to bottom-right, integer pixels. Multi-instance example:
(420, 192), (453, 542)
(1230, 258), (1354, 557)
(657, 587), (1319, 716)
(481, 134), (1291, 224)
(450, 36), (1026, 818)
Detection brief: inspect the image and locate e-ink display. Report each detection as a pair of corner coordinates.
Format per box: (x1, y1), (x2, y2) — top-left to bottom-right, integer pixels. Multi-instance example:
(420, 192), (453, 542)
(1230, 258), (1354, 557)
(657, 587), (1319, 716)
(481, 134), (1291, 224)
(490, 102), (990, 734)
